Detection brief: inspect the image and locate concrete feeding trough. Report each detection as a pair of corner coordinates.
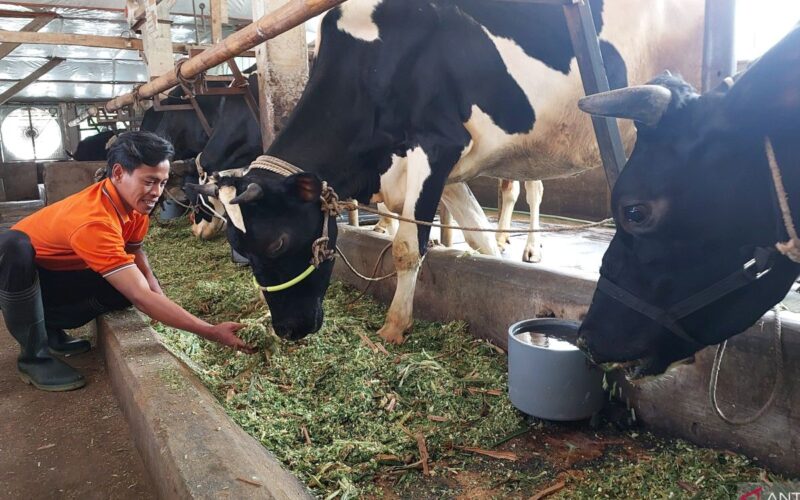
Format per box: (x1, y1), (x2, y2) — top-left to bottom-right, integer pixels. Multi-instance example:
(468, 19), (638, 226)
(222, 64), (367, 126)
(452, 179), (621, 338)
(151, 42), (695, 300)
(507, 318), (605, 421)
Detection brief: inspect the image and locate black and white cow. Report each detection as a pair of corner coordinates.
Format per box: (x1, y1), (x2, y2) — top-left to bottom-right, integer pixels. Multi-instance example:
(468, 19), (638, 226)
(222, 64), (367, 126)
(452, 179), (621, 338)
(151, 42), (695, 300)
(191, 0), (704, 343)
(575, 26), (800, 378)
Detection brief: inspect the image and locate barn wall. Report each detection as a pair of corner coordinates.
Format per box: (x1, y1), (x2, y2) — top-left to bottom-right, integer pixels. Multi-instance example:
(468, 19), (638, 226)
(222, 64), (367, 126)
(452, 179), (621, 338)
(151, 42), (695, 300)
(0, 162), (39, 201)
(43, 161), (104, 204)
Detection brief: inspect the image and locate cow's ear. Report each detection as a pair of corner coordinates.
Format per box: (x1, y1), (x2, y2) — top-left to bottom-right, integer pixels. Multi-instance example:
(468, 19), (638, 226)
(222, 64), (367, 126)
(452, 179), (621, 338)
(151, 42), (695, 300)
(287, 173), (322, 202)
(723, 26), (800, 129)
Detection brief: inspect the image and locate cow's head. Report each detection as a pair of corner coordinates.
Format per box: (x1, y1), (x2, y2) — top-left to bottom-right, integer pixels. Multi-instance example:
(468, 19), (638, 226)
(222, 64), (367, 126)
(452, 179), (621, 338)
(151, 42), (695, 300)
(189, 169), (337, 340)
(575, 27), (800, 379)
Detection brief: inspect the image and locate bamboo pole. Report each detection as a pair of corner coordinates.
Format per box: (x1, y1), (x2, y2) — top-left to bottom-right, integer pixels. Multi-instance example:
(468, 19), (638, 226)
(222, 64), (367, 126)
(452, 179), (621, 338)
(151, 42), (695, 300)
(105, 0), (346, 112)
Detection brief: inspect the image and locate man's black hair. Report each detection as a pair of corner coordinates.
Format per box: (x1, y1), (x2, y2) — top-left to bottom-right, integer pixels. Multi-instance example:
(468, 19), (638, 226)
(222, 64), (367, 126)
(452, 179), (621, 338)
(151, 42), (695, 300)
(106, 131), (174, 177)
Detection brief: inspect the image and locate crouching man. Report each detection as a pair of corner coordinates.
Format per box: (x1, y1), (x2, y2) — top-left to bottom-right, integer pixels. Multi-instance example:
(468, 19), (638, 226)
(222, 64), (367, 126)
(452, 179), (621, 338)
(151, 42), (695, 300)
(0, 131), (254, 391)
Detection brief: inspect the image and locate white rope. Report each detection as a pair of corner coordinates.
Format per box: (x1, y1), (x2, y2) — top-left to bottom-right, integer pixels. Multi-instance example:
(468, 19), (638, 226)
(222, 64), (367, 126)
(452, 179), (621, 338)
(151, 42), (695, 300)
(709, 307), (783, 425)
(335, 243), (397, 282)
(765, 136), (800, 263)
(343, 201), (614, 234)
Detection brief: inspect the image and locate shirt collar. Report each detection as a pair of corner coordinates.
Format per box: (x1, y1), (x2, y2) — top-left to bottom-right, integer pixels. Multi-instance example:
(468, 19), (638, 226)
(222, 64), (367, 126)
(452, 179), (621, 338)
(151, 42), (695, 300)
(101, 178), (132, 224)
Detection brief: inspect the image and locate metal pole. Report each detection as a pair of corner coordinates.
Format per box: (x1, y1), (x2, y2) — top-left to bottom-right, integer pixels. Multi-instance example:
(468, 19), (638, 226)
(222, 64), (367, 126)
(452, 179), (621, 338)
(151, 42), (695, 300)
(192, 0), (200, 45)
(563, 0), (626, 188)
(104, 0), (346, 112)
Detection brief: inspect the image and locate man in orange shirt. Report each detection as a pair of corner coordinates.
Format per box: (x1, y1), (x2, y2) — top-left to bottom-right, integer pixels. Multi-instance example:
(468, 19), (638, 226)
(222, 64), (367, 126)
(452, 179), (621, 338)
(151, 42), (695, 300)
(0, 131), (254, 392)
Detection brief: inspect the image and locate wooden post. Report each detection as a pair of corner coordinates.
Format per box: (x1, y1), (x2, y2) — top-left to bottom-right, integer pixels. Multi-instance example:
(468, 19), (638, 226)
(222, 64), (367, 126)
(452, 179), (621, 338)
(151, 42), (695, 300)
(348, 208), (359, 227)
(251, 0), (310, 151)
(0, 57), (64, 106)
(0, 12), (57, 60)
(142, 0), (177, 79)
(105, 0), (346, 112)
(702, 0), (736, 92)
(252, 0), (276, 151)
(439, 204), (453, 247)
(210, 0), (226, 43)
(265, 0), (309, 134)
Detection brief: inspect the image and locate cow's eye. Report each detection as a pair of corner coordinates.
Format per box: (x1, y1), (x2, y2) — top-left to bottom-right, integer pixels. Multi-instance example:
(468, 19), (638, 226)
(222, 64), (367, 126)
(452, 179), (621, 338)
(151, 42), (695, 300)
(265, 237), (285, 256)
(623, 204), (650, 224)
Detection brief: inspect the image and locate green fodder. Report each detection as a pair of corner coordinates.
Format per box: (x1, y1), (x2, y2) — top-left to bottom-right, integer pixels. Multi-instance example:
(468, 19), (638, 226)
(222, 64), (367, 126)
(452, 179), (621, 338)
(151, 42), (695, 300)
(146, 218), (791, 498)
(147, 219), (522, 495)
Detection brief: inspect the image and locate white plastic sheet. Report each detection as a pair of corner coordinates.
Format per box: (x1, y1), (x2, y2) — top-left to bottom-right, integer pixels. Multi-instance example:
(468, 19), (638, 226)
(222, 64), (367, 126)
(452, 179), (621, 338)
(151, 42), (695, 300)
(0, 1), (316, 101)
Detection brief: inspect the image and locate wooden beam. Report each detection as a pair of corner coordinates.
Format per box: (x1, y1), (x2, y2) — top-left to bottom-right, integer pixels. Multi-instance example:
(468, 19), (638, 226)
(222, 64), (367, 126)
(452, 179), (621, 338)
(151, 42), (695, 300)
(0, 30), (255, 56)
(105, 0), (347, 112)
(0, 29), (142, 50)
(0, 10), (59, 18)
(0, 12), (57, 60)
(0, 57), (64, 105)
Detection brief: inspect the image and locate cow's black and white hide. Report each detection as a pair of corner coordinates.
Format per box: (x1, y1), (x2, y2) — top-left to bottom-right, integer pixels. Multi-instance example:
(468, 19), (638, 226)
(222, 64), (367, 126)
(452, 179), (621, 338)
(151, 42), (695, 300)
(193, 0), (705, 344)
(575, 26), (800, 378)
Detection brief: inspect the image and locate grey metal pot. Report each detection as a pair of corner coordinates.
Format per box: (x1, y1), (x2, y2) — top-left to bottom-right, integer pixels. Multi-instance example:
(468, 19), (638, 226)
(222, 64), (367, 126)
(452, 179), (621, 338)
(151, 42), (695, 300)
(508, 318), (604, 421)
(159, 199), (183, 220)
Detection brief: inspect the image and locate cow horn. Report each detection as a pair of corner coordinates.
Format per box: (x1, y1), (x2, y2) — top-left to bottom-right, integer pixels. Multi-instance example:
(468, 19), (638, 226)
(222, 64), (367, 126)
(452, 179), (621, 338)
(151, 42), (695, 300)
(577, 85), (673, 127)
(185, 182), (219, 198)
(230, 183), (264, 205)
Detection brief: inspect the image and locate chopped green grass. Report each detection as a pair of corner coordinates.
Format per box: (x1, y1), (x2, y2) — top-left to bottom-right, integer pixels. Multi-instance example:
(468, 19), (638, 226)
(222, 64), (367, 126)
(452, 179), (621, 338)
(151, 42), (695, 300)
(145, 217), (790, 498)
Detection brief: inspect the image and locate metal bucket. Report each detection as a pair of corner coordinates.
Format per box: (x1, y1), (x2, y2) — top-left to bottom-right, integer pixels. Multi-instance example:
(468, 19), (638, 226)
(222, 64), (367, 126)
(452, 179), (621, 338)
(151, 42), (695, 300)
(159, 199), (184, 220)
(507, 318), (604, 421)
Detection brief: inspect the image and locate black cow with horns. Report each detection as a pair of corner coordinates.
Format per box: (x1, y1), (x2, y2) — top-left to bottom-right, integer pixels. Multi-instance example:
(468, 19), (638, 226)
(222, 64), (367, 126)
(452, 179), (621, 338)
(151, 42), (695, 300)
(575, 26), (800, 379)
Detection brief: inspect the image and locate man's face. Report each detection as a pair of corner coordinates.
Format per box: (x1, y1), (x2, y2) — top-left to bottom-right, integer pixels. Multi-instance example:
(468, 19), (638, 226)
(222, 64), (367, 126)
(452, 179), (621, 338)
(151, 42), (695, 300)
(111, 161), (170, 214)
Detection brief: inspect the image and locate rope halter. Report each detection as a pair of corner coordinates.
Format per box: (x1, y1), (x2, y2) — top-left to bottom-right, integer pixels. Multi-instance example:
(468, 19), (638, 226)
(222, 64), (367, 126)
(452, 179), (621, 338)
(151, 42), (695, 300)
(246, 155), (340, 293)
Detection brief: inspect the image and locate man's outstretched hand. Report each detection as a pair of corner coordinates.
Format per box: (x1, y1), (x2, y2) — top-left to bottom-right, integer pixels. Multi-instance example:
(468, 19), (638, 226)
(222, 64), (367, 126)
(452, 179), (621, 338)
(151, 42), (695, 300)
(210, 322), (257, 354)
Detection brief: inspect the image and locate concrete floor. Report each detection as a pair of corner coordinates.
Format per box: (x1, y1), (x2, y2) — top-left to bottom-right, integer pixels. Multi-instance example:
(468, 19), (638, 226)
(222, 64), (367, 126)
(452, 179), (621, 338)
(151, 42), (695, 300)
(0, 198), (155, 499)
(426, 212), (612, 280)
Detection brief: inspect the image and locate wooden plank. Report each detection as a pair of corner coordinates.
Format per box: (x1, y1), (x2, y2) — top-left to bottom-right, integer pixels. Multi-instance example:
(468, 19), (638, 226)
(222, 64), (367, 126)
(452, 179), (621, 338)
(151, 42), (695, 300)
(0, 30), (251, 55)
(0, 10), (58, 19)
(0, 57), (64, 105)
(0, 12), (57, 60)
(0, 29), (142, 50)
(0, 78), (142, 85)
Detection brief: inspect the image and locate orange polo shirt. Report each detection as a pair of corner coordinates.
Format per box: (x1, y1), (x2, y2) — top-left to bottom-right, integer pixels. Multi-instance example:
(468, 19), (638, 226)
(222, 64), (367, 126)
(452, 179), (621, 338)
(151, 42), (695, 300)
(13, 178), (149, 277)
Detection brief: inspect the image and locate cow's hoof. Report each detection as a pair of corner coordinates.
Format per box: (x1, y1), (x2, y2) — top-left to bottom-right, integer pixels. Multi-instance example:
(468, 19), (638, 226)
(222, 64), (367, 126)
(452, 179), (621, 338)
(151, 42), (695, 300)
(378, 324), (407, 344)
(523, 245), (543, 263)
(496, 235), (510, 249)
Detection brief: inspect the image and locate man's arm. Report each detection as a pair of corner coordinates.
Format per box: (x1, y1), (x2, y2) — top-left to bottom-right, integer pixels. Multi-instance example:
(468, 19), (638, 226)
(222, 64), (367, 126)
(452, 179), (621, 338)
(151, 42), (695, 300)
(105, 266), (256, 353)
(127, 246), (163, 295)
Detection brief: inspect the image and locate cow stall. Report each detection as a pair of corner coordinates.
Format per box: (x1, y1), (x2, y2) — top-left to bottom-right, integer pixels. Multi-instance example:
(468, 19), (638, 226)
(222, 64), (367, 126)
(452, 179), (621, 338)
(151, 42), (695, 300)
(2, 0), (798, 498)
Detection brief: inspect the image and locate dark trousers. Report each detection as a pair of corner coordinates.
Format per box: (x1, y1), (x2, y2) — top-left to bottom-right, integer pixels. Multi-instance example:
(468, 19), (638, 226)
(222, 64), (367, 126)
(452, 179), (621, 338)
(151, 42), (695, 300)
(0, 230), (131, 330)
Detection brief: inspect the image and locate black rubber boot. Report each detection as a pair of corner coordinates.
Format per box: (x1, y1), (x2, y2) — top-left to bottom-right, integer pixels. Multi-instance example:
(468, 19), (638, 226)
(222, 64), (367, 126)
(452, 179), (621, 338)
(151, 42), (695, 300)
(47, 328), (91, 356)
(0, 280), (85, 391)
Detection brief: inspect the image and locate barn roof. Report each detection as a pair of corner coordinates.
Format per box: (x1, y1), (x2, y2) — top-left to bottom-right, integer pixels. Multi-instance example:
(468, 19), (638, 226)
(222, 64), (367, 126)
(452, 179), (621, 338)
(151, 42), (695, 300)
(0, 0), (315, 101)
